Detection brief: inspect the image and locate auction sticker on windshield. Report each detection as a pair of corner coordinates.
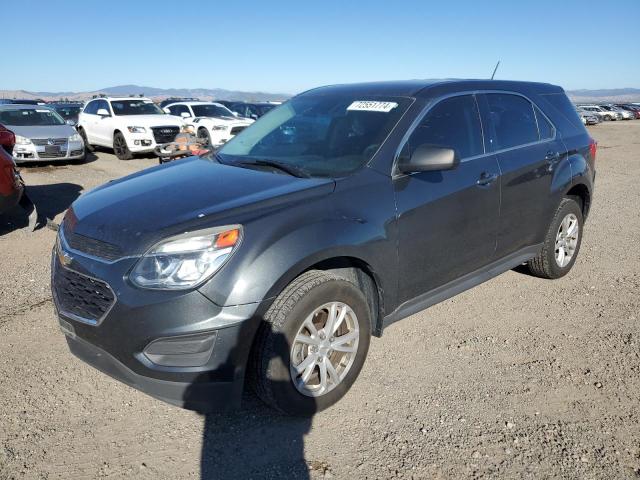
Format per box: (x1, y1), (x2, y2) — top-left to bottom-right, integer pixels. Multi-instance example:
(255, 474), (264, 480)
(347, 101), (398, 113)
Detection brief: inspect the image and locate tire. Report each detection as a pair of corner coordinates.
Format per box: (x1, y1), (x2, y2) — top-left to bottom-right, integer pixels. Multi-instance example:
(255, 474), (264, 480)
(252, 270), (371, 416)
(113, 132), (133, 160)
(78, 128), (94, 153)
(197, 127), (211, 146)
(527, 198), (583, 279)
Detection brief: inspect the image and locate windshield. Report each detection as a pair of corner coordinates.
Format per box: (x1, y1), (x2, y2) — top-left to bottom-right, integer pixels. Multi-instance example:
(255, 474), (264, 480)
(192, 104), (235, 118)
(111, 100), (164, 116)
(218, 94), (411, 177)
(0, 108), (65, 126)
(53, 106), (82, 120)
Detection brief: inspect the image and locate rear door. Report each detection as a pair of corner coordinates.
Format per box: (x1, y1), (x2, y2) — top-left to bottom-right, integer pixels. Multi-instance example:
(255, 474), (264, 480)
(394, 94), (501, 303)
(478, 93), (566, 257)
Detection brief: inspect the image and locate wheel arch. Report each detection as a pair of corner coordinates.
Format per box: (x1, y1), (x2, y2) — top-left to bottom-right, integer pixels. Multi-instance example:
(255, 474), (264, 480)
(565, 182), (591, 219)
(261, 254), (386, 338)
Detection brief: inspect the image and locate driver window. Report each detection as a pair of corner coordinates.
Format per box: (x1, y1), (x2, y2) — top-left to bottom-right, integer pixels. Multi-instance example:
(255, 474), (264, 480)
(404, 95), (484, 161)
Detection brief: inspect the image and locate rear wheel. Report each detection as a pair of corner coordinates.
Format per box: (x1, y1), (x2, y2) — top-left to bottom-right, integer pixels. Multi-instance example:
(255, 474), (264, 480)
(252, 270), (371, 416)
(527, 198), (583, 279)
(113, 132), (133, 160)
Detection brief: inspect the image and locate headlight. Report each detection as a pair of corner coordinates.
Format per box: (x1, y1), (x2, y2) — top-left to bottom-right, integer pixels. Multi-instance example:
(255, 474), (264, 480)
(212, 125), (228, 131)
(130, 225), (242, 290)
(15, 135), (32, 145)
(69, 133), (82, 142)
(127, 126), (146, 133)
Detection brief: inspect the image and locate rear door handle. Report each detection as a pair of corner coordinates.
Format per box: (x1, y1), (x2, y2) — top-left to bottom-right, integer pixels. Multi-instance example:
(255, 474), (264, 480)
(476, 172), (498, 186)
(545, 151), (560, 162)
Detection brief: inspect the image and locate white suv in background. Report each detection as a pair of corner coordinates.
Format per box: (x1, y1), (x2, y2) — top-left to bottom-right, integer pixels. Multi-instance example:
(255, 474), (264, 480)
(77, 97), (183, 159)
(163, 101), (253, 147)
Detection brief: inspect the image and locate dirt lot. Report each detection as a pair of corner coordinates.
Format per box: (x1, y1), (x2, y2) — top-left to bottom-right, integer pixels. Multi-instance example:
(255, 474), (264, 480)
(1, 122), (639, 479)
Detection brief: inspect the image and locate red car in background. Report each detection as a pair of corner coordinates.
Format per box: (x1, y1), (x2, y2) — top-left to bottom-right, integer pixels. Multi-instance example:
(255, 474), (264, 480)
(0, 125), (36, 227)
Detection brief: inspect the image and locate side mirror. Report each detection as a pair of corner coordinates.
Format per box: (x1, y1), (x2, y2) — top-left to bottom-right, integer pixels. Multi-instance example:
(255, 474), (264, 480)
(163, 107), (171, 114)
(250, 114), (258, 120)
(398, 144), (459, 173)
(65, 119), (76, 126)
(232, 111), (239, 117)
(96, 108), (110, 117)
(180, 112), (191, 118)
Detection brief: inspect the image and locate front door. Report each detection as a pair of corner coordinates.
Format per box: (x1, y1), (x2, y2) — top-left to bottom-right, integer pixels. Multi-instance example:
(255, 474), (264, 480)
(394, 94), (501, 304)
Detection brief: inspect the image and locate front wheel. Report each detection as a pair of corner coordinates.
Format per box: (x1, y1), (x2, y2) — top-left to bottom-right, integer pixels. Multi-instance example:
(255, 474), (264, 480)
(78, 128), (94, 153)
(113, 132), (133, 160)
(197, 127), (211, 146)
(252, 270), (371, 416)
(527, 197), (583, 279)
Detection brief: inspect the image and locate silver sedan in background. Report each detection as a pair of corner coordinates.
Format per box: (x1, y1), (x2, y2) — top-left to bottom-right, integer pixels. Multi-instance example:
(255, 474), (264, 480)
(0, 105), (85, 163)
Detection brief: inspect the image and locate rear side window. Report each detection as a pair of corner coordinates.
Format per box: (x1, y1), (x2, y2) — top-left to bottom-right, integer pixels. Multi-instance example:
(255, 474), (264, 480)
(486, 94), (538, 150)
(403, 95), (484, 160)
(540, 92), (585, 132)
(534, 106), (554, 140)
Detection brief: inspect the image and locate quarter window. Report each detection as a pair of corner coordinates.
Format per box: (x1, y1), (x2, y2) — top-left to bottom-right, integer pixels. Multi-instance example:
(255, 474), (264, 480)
(403, 95), (484, 161)
(486, 94), (539, 150)
(534, 106), (554, 140)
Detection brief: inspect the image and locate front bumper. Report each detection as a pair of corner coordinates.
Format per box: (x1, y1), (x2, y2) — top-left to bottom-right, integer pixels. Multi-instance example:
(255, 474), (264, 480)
(51, 237), (264, 412)
(13, 141), (85, 163)
(63, 319), (249, 412)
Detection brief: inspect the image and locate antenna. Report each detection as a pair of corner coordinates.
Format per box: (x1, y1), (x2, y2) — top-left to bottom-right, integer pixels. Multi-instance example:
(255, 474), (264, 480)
(491, 61), (500, 80)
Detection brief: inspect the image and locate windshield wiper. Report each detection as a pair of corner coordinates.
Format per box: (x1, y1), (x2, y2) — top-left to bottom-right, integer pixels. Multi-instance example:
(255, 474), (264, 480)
(237, 159), (311, 178)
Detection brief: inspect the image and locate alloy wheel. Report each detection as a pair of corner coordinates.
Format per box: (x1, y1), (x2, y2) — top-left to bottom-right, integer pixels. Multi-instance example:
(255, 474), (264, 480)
(290, 301), (360, 397)
(555, 213), (579, 268)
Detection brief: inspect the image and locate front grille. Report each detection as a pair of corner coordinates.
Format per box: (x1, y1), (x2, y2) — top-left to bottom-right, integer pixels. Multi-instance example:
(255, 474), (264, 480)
(230, 126), (246, 136)
(64, 229), (124, 261)
(39, 150), (67, 158)
(151, 126), (180, 144)
(52, 260), (115, 324)
(32, 138), (68, 146)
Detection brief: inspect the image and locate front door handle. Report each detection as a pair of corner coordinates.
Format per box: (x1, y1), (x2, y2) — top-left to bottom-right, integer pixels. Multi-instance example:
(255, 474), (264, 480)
(476, 172), (498, 186)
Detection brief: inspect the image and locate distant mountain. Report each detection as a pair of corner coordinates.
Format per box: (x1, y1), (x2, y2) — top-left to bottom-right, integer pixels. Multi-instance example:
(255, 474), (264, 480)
(2, 85), (639, 104)
(566, 88), (640, 103)
(0, 84), (292, 103)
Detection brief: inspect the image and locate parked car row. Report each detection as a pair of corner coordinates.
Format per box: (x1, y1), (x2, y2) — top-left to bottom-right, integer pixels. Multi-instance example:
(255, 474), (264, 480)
(0, 96), (282, 162)
(575, 103), (640, 124)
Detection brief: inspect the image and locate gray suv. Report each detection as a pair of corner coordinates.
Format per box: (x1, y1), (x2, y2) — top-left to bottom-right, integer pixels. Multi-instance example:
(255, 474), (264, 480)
(52, 79), (596, 415)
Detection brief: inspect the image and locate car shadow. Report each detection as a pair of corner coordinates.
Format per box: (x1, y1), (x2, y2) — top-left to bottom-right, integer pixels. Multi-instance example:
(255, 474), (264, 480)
(0, 182), (82, 235)
(186, 322), (316, 480)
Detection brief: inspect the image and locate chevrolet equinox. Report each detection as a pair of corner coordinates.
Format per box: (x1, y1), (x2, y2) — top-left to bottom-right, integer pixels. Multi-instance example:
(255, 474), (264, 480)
(52, 80), (596, 415)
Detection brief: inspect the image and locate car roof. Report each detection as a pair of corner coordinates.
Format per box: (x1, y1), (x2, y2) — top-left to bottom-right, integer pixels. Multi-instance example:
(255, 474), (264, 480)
(0, 104), (53, 111)
(167, 101), (226, 107)
(300, 79), (563, 98)
(89, 97), (153, 102)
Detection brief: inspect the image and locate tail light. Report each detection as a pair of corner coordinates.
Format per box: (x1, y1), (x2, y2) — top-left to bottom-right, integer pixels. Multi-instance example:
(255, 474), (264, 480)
(0, 127), (15, 149)
(589, 138), (597, 162)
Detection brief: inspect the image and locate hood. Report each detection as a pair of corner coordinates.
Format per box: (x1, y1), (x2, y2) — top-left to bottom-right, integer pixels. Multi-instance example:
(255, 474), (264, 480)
(117, 114), (183, 127)
(9, 124), (77, 140)
(194, 116), (253, 126)
(67, 157), (335, 254)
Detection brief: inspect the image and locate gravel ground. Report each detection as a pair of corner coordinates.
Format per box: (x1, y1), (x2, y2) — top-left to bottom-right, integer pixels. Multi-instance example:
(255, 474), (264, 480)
(0, 122), (639, 479)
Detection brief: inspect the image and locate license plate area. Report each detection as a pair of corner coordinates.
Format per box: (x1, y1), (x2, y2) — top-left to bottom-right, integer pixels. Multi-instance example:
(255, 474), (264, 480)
(45, 145), (61, 154)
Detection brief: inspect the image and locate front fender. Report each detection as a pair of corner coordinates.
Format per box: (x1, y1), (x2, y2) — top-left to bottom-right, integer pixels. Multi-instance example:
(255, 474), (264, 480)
(197, 169), (397, 311)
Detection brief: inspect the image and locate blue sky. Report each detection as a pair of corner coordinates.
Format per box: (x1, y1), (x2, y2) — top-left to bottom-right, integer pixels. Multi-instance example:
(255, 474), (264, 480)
(5, 0), (639, 94)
